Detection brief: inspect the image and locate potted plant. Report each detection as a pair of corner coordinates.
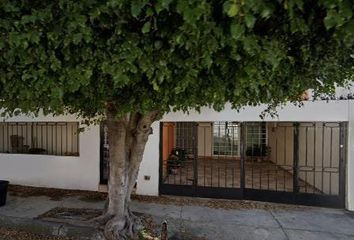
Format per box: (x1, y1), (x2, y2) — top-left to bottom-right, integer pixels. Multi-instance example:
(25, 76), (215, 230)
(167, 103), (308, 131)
(0, 180), (9, 207)
(246, 144), (271, 162)
(167, 148), (186, 175)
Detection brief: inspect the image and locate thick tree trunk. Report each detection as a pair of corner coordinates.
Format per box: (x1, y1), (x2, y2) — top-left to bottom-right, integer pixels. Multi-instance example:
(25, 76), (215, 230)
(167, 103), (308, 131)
(99, 108), (160, 240)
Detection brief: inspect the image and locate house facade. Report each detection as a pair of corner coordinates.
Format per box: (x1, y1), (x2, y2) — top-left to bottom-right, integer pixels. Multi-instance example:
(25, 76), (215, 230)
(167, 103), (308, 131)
(1, 90), (354, 210)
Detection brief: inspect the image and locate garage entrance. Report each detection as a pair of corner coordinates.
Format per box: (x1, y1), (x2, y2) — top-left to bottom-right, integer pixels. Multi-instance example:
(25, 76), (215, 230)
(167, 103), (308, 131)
(159, 122), (346, 208)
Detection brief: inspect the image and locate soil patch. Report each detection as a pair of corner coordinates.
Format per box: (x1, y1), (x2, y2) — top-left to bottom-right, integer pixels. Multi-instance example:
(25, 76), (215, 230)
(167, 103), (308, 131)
(131, 194), (310, 210)
(38, 207), (102, 222)
(8, 185), (106, 201)
(9, 184), (312, 211)
(38, 207), (160, 240)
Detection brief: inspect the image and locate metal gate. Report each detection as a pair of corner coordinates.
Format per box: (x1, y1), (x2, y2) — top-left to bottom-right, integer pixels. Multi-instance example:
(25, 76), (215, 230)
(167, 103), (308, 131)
(159, 122), (346, 208)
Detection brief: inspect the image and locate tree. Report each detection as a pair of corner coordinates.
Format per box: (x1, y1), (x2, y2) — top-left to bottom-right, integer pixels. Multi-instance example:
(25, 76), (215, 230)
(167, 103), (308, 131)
(1, 0), (353, 239)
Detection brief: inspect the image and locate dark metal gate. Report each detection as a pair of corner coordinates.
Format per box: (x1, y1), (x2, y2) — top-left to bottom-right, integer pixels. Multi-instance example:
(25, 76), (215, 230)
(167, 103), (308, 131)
(159, 122), (346, 208)
(100, 124), (109, 184)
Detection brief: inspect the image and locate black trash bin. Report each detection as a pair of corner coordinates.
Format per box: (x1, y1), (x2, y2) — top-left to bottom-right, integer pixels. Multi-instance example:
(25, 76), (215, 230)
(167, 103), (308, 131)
(0, 180), (9, 207)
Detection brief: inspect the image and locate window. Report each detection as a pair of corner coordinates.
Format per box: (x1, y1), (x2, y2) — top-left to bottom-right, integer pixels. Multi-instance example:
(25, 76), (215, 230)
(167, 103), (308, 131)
(245, 122), (267, 148)
(0, 122), (79, 156)
(213, 122), (240, 156)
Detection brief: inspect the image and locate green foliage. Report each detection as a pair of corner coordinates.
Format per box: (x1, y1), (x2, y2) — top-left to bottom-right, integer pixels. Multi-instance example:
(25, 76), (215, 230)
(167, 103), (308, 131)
(0, 0), (353, 118)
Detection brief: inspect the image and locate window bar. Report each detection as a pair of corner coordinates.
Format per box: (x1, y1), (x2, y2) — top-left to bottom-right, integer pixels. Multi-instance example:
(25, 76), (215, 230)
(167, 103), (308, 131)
(2, 124), (5, 152)
(267, 167), (270, 190)
(16, 122), (18, 152)
(45, 123), (48, 155)
(321, 123), (325, 194)
(329, 171), (332, 195)
(66, 123), (68, 155)
(330, 127), (334, 194)
(185, 161), (189, 186)
(217, 167), (220, 187)
(251, 125), (254, 189)
(232, 167), (235, 188)
(210, 163), (213, 187)
(302, 169), (307, 193)
(193, 123), (198, 187)
(303, 126), (309, 193)
(203, 157), (206, 187)
(52, 124), (54, 155)
(265, 142), (270, 190)
(305, 126), (308, 166)
(76, 123), (79, 155)
(330, 127), (333, 168)
(259, 160), (262, 189)
(305, 126), (308, 193)
(20, 123), (23, 153)
(259, 127), (266, 189)
(204, 126), (207, 187)
(165, 125), (169, 184)
(7, 123), (10, 153)
(186, 125), (190, 185)
(225, 164), (227, 188)
(275, 125), (278, 191)
(217, 122), (221, 161)
(71, 124), (74, 154)
(61, 124), (63, 155)
(40, 124), (43, 151)
(293, 123), (300, 193)
(173, 157), (176, 184)
(313, 123), (317, 194)
(35, 123), (39, 148)
(239, 123), (245, 190)
(56, 123), (58, 155)
(30, 123), (33, 150)
(179, 140), (182, 186)
(283, 126), (286, 191)
(338, 122), (346, 199)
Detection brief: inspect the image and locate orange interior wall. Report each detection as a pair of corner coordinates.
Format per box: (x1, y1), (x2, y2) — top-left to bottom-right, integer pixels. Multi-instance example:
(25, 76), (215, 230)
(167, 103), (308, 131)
(162, 123), (175, 167)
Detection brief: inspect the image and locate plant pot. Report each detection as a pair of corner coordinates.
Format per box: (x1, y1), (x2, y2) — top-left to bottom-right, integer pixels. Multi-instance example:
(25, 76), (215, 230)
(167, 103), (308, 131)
(0, 180), (9, 207)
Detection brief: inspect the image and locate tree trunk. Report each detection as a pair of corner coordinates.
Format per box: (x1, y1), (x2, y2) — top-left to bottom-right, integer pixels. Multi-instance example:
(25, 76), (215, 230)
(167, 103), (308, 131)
(100, 108), (160, 240)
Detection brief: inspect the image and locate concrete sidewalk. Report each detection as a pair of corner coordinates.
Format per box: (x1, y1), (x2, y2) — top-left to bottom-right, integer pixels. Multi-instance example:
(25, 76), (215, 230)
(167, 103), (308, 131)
(1, 194), (354, 240)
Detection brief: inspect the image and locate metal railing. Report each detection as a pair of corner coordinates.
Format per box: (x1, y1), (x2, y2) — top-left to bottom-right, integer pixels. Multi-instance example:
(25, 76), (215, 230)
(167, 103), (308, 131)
(0, 122), (80, 156)
(161, 122), (343, 196)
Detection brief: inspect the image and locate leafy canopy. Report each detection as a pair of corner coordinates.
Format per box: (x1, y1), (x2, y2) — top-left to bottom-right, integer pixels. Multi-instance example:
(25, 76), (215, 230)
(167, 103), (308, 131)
(1, 0), (353, 118)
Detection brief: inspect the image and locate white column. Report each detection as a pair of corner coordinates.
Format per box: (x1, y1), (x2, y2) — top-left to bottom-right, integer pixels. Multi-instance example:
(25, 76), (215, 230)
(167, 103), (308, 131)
(347, 101), (354, 210)
(136, 122), (160, 196)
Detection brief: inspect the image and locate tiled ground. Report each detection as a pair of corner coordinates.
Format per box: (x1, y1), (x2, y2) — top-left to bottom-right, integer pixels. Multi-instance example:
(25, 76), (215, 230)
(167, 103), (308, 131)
(163, 158), (321, 193)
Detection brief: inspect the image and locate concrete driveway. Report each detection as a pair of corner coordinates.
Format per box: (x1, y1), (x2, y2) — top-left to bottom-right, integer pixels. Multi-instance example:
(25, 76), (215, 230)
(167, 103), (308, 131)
(0, 194), (354, 240)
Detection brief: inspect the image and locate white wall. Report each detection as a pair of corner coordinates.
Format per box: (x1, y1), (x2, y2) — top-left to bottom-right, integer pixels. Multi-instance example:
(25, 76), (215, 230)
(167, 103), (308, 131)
(136, 122), (160, 196)
(0, 113), (100, 191)
(163, 101), (349, 122)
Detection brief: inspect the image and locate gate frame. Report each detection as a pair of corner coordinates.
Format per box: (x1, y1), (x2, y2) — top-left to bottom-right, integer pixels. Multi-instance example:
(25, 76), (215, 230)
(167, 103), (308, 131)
(158, 121), (347, 208)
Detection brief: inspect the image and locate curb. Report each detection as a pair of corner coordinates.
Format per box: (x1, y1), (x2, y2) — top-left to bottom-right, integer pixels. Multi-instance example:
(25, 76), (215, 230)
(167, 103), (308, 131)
(0, 214), (100, 239)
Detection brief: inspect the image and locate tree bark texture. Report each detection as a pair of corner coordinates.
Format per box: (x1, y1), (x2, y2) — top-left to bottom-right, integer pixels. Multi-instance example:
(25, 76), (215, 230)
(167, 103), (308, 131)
(101, 107), (160, 240)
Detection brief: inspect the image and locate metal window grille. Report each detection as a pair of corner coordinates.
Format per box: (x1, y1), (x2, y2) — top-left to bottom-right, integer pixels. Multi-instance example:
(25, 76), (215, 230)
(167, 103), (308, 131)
(213, 122), (240, 156)
(0, 122), (79, 156)
(245, 122), (267, 149)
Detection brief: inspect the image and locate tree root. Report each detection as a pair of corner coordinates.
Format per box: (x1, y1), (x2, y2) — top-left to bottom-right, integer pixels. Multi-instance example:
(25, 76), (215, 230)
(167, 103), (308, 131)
(104, 213), (140, 239)
(89, 213), (115, 228)
(91, 208), (142, 240)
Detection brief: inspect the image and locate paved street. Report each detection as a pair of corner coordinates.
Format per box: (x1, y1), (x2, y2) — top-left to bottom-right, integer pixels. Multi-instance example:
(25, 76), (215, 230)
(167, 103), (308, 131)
(0, 194), (354, 240)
